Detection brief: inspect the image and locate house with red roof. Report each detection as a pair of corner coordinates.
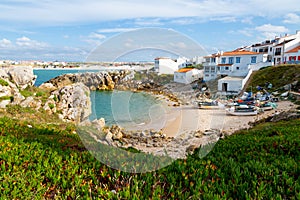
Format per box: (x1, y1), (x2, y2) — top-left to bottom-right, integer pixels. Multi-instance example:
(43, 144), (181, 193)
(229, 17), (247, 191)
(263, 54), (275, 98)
(285, 45), (300, 64)
(174, 68), (203, 84)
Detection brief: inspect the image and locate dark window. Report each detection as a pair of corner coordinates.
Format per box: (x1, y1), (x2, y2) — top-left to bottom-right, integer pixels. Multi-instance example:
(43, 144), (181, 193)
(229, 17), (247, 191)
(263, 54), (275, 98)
(275, 48), (282, 56)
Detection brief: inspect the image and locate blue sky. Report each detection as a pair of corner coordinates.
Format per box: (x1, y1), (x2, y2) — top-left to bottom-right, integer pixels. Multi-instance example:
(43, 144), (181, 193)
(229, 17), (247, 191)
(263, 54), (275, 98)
(0, 0), (300, 61)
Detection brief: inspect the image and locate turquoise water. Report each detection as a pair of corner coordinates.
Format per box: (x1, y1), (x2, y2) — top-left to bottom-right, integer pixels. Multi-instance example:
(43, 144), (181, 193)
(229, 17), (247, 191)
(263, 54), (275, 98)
(34, 69), (164, 126)
(34, 69), (100, 86)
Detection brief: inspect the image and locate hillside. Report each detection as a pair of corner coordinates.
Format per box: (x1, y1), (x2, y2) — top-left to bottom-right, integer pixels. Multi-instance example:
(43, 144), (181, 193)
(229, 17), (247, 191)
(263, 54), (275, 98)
(246, 64), (300, 93)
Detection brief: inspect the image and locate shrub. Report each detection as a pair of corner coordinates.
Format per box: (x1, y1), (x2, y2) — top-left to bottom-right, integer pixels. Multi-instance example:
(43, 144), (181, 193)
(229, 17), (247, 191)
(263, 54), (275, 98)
(0, 79), (9, 86)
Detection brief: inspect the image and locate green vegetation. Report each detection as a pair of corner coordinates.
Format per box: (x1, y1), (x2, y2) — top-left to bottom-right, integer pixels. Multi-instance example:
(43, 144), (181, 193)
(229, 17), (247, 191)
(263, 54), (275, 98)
(0, 114), (299, 199)
(247, 64), (300, 93)
(134, 71), (174, 85)
(0, 79), (9, 86)
(0, 96), (13, 102)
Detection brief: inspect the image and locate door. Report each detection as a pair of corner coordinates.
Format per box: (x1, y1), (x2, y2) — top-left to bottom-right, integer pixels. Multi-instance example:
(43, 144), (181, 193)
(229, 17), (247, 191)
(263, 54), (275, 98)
(222, 83), (228, 92)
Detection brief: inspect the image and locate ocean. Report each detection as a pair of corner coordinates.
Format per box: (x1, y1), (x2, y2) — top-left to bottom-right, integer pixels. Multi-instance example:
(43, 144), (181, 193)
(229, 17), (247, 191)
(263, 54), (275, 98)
(34, 69), (165, 127)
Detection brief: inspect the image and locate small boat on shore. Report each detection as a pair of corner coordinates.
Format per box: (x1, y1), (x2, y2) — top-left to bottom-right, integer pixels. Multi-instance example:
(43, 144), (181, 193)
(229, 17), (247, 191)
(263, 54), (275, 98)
(226, 105), (258, 116)
(197, 101), (219, 109)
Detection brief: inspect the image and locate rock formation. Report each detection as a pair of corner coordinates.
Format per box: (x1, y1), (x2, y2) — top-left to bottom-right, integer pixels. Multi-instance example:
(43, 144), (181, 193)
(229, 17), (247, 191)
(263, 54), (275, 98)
(7, 66), (37, 90)
(39, 71), (128, 92)
(44, 82), (92, 123)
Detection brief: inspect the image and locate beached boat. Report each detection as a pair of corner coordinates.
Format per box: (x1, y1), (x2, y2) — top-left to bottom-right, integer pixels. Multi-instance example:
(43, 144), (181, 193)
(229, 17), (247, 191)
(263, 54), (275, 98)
(258, 102), (277, 111)
(226, 105), (258, 116)
(197, 101), (219, 109)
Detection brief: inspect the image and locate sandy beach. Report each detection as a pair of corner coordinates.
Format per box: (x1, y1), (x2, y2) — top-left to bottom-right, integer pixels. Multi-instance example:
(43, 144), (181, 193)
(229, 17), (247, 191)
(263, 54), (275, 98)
(161, 100), (296, 137)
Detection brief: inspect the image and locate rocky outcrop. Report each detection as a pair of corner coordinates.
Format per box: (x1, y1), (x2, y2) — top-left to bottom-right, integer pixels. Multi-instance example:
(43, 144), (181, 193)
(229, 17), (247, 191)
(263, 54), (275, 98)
(7, 66), (37, 90)
(0, 68), (26, 108)
(84, 124), (222, 159)
(40, 71), (128, 92)
(44, 83), (92, 123)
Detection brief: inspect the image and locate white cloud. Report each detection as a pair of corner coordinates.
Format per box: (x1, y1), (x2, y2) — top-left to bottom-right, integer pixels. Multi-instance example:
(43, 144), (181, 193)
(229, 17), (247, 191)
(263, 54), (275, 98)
(283, 13), (300, 24)
(88, 33), (106, 40)
(97, 28), (137, 33)
(0, 38), (12, 48)
(0, 0), (300, 25)
(255, 24), (289, 39)
(134, 18), (163, 26)
(82, 32), (107, 46)
(255, 24), (288, 33)
(16, 36), (48, 49)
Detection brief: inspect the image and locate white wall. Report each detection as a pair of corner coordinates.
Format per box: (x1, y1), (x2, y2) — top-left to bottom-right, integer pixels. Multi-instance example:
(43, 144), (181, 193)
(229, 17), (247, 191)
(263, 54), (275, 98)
(174, 69), (203, 84)
(155, 58), (179, 74)
(218, 78), (243, 95)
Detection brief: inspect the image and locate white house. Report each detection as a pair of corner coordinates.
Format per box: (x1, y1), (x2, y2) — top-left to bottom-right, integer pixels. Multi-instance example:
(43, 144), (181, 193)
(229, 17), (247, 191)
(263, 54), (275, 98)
(285, 45), (300, 64)
(174, 68), (203, 84)
(154, 57), (189, 75)
(203, 50), (268, 82)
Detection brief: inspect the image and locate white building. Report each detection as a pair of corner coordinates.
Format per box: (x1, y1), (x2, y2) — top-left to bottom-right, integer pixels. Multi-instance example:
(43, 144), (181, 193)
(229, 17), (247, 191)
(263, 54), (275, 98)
(203, 50), (269, 82)
(154, 57), (189, 75)
(248, 30), (300, 65)
(174, 68), (203, 84)
(285, 45), (300, 64)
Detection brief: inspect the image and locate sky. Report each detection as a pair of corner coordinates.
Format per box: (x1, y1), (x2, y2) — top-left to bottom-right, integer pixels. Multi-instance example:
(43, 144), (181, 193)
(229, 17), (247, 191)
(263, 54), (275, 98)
(0, 0), (300, 62)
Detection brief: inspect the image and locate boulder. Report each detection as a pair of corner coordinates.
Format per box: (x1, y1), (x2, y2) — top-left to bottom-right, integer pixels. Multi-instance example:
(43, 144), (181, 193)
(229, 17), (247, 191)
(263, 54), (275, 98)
(0, 100), (10, 109)
(91, 118), (106, 130)
(50, 82), (92, 123)
(8, 66), (37, 90)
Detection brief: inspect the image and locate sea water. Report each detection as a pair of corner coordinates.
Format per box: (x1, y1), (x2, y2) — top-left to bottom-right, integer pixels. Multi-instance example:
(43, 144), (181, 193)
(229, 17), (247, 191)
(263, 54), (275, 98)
(34, 69), (165, 127)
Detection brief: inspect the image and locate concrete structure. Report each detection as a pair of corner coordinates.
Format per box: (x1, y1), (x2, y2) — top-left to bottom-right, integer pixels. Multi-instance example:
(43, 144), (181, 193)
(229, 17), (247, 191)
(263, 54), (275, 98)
(154, 57), (189, 75)
(174, 68), (203, 84)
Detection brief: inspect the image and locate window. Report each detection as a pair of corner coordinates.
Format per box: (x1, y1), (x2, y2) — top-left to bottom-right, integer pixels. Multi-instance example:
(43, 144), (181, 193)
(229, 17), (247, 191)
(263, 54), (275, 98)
(211, 57), (216, 63)
(275, 48), (281, 56)
(229, 57), (234, 64)
(225, 67), (229, 70)
(236, 57), (241, 63)
(270, 47), (272, 52)
(221, 58), (226, 64)
(251, 56), (257, 64)
(236, 67), (240, 70)
(211, 66), (216, 72)
(205, 67), (210, 73)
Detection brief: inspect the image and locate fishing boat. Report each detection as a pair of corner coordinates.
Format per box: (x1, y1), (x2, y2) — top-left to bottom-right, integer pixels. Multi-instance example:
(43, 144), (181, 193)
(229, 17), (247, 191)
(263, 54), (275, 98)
(226, 105), (258, 116)
(257, 102), (277, 111)
(197, 101), (219, 109)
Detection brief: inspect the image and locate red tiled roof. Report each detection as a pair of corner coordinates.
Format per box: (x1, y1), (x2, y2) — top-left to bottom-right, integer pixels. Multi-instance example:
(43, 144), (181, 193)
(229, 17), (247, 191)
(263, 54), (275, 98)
(222, 50), (259, 56)
(177, 68), (194, 73)
(286, 45), (300, 53)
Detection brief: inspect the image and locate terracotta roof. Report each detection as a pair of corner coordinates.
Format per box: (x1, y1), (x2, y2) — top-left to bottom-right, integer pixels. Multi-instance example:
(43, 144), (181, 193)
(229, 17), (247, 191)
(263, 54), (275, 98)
(286, 45), (300, 53)
(177, 68), (194, 73)
(222, 51), (259, 56)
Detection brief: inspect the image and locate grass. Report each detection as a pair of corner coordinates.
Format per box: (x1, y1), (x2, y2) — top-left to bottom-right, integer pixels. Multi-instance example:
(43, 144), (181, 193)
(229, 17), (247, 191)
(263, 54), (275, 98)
(0, 79), (9, 86)
(0, 113), (299, 199)
(246, 64), (300, 93)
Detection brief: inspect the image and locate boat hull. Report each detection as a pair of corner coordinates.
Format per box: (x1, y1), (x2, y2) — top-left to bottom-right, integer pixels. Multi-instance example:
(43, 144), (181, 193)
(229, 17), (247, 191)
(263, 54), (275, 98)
(226, 109), (258, 116)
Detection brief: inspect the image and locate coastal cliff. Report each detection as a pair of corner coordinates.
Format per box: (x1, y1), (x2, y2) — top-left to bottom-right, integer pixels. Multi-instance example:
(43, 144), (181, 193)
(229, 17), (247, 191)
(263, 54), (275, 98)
(39, 70), (128, 91)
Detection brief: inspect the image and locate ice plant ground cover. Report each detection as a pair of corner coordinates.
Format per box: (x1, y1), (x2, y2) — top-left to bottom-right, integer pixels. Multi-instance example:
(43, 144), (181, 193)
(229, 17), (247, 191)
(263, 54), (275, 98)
(0, 114), (299, 199)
